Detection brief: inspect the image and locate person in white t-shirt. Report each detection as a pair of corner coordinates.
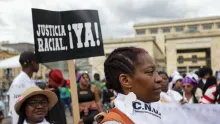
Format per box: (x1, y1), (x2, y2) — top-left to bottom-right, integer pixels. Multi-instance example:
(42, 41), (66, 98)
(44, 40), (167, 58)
(7, 51), (39, 124)
(158, 71), (183, 103)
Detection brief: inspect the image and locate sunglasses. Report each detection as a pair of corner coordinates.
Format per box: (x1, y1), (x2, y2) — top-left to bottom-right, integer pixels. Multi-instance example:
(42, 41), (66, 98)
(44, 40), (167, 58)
(182, 85), (192, 89)
(27, 100), (49, 108)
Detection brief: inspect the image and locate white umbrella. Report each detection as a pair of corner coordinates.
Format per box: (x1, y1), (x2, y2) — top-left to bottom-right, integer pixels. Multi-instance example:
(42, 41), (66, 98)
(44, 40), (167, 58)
(0, 55), (21, 69)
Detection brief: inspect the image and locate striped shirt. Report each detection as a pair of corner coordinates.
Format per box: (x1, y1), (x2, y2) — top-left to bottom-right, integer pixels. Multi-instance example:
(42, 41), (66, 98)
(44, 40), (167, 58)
(201, 85), (220, 104)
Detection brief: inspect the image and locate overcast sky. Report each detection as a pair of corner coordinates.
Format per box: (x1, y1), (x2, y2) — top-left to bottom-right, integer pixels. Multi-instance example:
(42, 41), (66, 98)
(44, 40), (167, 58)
(0, 0), (220, 44)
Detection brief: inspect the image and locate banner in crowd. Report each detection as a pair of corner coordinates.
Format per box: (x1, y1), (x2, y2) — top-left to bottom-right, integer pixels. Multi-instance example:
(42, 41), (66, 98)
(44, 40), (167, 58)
(32, 9), (104, 63)
(159, 104), (220, 124)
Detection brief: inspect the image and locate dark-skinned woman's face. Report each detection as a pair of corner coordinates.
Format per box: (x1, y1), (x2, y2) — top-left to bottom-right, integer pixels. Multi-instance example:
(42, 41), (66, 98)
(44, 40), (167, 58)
(160, 73), (169, 92)
(127, 53), (163, 103)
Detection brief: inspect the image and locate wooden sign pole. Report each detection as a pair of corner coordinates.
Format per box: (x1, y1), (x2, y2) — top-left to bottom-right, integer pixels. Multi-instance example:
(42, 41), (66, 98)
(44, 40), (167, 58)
(68, 60), (80, 124)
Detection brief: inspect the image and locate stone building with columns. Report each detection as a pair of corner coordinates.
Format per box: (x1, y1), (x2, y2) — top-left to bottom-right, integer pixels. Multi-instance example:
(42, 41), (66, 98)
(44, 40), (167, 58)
(134, 16), (220, 75)
(90, 16), (220, 78)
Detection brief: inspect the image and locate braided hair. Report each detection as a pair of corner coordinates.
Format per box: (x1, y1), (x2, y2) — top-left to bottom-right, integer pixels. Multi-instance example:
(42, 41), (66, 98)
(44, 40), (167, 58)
(104, 47), (148, 93)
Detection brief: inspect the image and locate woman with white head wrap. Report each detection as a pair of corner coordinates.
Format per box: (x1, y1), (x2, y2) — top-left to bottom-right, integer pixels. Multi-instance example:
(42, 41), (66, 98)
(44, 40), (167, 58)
(169, 70), (182, 86)
(171, 75), (183, 95)
(169, 70), (183, 95)
(159, 72), (183, 103)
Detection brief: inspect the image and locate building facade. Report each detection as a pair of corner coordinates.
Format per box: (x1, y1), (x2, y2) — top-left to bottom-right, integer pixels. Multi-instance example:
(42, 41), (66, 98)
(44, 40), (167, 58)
(89, 16), (220, 78)
(133, 16), (220, 75)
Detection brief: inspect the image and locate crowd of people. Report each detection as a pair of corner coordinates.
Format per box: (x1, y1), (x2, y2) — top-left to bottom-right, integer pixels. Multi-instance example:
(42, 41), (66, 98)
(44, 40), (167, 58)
(0, 51), (115, 124)
(159, 67), (219, 104)
(1, 47), (220, 124)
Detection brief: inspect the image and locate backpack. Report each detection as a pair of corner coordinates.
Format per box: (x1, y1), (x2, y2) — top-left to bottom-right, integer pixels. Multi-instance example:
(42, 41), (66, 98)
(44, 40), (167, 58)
(214, 84), (220, 104)
(95, 108), (134, 124)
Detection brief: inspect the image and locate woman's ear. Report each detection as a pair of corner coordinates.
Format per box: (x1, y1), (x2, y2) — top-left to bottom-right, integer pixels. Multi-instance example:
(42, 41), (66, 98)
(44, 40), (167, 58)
(119, 74), (132, 89)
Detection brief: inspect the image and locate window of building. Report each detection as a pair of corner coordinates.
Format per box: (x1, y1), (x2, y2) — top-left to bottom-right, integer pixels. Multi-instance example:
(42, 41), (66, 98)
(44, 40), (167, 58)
(188, 25), (198, 31)
(192, 55), (197, 63)
(189, 66), (200, 72)
(177, 67), (187, 75)
(136, 29), (145, 35)
(150, 29), (158, 34)
(177, 56), (184, 64)
(203, 24), (212, 30)
(175, 27), (184, 32)
(162, 28), (170, 33)
(217, 23), (220, 29)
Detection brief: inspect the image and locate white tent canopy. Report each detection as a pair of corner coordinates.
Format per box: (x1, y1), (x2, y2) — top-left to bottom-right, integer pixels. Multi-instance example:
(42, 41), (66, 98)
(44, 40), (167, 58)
(0, 55), (21, 69)
(0, 55), (65, 70)
(0, 55), (85, 79)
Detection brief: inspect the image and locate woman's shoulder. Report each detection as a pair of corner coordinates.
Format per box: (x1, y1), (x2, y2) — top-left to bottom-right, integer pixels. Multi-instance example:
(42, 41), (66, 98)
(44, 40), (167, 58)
(90, 84), (97, 92)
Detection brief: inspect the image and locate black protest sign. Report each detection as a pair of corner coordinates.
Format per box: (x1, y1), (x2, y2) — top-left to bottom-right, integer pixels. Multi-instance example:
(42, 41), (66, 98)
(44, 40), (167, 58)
(32, 9), (104, 63)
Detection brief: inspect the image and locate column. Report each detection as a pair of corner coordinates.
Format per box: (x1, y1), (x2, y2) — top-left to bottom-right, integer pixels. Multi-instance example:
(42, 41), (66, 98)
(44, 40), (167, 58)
(211, 37), (220, 73)
(166, 40), (177, 76)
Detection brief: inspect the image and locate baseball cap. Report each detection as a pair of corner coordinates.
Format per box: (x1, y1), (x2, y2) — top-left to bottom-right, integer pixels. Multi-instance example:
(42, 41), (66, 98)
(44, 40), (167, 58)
(19, 51), (37, 66)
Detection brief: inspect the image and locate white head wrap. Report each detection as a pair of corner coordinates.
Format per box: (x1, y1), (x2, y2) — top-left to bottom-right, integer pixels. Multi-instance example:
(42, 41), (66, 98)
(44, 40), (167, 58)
(186, 72), (199, 83)
(169, 70), (183, 89)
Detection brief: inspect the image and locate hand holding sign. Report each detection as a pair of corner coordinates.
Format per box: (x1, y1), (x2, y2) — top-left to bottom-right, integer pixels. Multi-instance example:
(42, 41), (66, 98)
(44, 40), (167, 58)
(32, 9), (104, 124)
